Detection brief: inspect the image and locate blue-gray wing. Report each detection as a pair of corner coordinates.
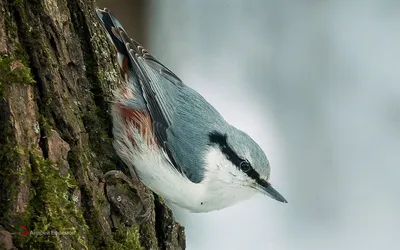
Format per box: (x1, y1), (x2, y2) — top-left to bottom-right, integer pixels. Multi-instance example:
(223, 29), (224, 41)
(112, 21), (225, 183)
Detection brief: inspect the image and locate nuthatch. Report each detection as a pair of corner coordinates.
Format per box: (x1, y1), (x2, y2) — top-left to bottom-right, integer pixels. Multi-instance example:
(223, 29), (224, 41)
(96, 8), (287, 213)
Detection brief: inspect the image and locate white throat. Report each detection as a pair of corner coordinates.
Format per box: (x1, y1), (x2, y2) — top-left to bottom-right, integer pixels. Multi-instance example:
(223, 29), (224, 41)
(196, 147), (257, 210)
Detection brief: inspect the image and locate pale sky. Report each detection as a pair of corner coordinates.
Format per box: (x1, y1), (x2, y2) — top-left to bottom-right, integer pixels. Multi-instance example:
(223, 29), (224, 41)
(147, 1), (400, 250)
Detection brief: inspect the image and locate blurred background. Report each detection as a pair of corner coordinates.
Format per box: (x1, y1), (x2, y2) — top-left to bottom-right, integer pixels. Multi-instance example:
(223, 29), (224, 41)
(97, 1), (400, 249)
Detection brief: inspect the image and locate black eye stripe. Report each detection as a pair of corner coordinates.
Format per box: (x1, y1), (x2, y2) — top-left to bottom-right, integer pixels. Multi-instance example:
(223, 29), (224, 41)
(208, 132), (263, 183)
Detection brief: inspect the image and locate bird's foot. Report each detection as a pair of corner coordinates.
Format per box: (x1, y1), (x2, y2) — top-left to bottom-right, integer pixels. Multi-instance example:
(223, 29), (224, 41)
(102, 169), (153, 224)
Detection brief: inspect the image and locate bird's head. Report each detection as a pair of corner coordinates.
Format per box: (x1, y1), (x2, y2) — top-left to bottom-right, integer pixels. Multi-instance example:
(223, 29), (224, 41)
(206, 129), (287, 203)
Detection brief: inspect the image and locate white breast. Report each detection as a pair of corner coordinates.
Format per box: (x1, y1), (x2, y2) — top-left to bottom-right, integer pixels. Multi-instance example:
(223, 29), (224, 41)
(135, 145), (258, 212)
(112, 114), (256, 212)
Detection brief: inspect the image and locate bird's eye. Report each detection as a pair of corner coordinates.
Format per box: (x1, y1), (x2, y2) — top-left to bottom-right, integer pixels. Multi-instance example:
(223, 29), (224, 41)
(240, 161), (251, 172)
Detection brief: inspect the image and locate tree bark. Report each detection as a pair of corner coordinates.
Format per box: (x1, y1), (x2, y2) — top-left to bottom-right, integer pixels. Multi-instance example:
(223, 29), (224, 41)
(0, 0), (185, 249)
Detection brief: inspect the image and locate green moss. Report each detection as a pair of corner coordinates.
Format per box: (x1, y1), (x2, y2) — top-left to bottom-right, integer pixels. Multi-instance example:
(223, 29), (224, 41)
(3, 6), (17, 39)
(80, 190), (104, 249)
(67, 147), (145, 250)
(23, 150), (89, 249)
(0, 56), (35, 96)
(139, 222), (159, 250)
(38, 114), (53, 135)
(105, 225), (143, 250)
(81, 106), (116, 172)
(0, 140), (19, 166)
(0, 117), (24, 230)
(3, 1), (31, 64)
(12, 0), (25, 8)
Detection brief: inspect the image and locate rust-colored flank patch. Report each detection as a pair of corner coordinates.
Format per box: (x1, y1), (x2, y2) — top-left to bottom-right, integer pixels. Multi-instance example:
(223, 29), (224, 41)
(114, 104), (154, 146)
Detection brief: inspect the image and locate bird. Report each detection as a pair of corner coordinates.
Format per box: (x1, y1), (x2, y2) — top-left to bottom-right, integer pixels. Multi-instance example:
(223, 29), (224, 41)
(96, 8), (287, 213)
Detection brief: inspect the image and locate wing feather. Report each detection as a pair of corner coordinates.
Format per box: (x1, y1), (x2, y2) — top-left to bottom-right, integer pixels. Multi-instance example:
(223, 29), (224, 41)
(116, 26), (188, 173)
(96, 9), (222, 183)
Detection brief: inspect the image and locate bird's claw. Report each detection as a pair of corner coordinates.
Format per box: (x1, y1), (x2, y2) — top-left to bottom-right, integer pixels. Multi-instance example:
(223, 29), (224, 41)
(102, 169), (153, 224)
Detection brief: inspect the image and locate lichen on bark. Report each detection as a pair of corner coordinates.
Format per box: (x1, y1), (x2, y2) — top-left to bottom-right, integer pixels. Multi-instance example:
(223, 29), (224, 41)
(0, 0), (185, 249)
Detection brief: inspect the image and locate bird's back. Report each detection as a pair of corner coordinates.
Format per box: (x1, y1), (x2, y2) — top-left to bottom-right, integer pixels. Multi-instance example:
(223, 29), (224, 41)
(96, 9), (229, 183)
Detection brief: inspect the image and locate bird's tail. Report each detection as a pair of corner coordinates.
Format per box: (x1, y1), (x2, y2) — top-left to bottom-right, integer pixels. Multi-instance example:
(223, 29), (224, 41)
(96, 8), (130, 72)
(96, 8), (146, 109)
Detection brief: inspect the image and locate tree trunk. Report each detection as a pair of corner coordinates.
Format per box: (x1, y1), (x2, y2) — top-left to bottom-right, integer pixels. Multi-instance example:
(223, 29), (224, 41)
(0, 0), (185, 249)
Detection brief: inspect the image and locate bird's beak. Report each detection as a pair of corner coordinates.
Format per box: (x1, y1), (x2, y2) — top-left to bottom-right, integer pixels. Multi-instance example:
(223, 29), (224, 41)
(259, 180), (288, 203)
